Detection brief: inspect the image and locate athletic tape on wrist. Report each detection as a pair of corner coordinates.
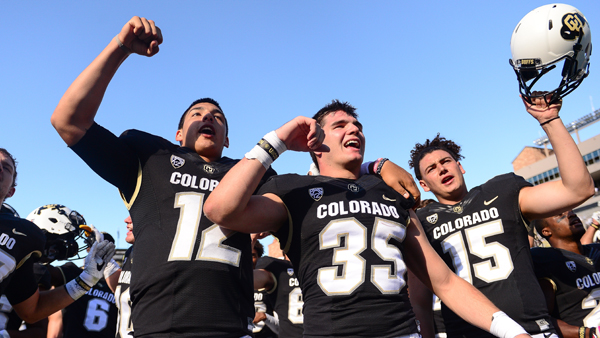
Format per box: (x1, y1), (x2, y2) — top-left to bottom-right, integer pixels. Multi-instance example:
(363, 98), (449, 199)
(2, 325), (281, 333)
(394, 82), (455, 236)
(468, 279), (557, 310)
(114, 35), (131, 54)
(245, 131), (287, 169)
(65, 276), (92, 300)
(489, 311), (528, 338)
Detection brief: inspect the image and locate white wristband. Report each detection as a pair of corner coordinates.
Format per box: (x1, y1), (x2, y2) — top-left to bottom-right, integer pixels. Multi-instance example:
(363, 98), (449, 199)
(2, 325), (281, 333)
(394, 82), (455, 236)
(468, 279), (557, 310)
(245, 131), (287, 169)
(490, 311), (528, 338)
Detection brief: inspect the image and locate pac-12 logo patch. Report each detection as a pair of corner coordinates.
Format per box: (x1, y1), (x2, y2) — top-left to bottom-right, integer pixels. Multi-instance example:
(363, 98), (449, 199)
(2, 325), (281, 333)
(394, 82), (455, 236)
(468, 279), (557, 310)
(309, 188), (323, 201)
(170, 155), (185, 169)
(566, 261), (577, 272)
(287, 268), (294, 276)
(426, 213), (438, 224)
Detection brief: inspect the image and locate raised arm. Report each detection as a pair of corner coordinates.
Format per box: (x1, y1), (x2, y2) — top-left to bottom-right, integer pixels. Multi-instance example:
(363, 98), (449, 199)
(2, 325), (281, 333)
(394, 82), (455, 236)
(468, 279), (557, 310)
(519, 93), (594, 220)
(51, 16), (162, 146)
(404, 210), (529, 338)
(204, 116), (325, 233)
(376, 159), (421, 208)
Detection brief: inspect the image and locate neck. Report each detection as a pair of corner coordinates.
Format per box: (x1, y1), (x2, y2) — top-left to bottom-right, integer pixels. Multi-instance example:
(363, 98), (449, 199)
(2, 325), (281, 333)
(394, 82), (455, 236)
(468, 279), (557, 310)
(435, 186), (469, 205)
(318, 163), (360, 180)
(549, 237), (583, 254)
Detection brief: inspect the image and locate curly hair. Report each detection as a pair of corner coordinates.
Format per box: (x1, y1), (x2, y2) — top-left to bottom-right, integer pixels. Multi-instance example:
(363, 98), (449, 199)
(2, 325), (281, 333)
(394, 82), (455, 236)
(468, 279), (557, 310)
(409, 134), (463, 180)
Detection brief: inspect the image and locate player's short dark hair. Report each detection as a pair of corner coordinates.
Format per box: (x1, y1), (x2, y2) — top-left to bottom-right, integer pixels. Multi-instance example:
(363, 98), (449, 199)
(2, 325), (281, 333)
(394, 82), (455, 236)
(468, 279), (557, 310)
(0, 148), (17, 188)
(309, 100), (358, 170)
(253, 241), (264, 258)
(102, 232), (116, 244)
(409, 134), (464, 180)
(417, 199), (436, 210)
(532, 218), (550, 239)
(178, 98), (228, 137)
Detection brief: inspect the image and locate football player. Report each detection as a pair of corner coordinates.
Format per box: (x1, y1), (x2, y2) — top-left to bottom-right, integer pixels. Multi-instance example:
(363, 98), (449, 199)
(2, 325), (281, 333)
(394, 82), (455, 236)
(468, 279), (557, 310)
(48, 232), (118, 338)
(0, 148), (115, 332)
(51, 17), (277, 338)
(531, 210), (600, 338)
(254, 246), (304, 338)
(112, 215), (135, 338)
(252, 240), (279, 338)
(204, 100), (530, 338)
(398, 92), (593, 338)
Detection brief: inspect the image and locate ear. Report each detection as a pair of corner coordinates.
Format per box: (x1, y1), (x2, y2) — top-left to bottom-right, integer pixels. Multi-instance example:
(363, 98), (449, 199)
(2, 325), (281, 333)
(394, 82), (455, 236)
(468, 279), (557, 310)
(175, 129), (183, 142)
(541, 227), (551, 238)
(5, 187), (15, 199)
(457, 161), (466, 174)
(224, 136), (229, 148)
(419, 180), (431, 192)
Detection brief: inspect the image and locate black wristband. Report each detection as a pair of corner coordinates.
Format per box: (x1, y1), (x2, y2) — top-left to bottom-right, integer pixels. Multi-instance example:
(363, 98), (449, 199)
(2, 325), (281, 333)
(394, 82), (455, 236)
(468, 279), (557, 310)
(376, 158), (389, 176)
(540, 116), (560, 126)
(257, 138), (279, 161)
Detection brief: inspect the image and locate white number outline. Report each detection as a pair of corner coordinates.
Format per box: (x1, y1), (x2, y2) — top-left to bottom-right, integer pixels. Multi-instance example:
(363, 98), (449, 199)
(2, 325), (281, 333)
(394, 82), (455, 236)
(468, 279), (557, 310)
(440, 219), (513, 284)
(168, 192), (241, 266)
(317, 217), (407, 296)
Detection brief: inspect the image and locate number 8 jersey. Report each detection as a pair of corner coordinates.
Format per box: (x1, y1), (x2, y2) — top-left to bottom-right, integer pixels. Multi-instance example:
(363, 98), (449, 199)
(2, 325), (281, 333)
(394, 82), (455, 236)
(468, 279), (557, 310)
(258, 174), (418, 338)
(416, 173), (555, 338)
(71, 123), (275, 338)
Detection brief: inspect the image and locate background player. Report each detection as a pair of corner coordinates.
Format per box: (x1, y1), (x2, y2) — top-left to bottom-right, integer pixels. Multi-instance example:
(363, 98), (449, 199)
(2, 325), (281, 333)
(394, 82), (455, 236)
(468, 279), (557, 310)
(404, 93), (594, 338)
(252, 241), (279, 338)
(205, 100), (531, 338)
(47, 232), (118, 338)
(51, 16), (276, 337)
(531, 210), (600, 338)
(254, 243), (304, 338)
(111, 215), (135, 338)
(0, 148), (115, 326)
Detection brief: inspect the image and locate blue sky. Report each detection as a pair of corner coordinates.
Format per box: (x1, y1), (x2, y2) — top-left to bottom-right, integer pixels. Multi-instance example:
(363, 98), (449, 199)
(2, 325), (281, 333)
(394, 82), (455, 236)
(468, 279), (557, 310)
(2, 1), (599, 254)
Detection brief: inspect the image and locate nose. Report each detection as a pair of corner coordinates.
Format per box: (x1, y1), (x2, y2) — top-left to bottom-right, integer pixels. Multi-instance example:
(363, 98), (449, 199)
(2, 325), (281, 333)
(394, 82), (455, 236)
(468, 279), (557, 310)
(202, 112), (214, 122)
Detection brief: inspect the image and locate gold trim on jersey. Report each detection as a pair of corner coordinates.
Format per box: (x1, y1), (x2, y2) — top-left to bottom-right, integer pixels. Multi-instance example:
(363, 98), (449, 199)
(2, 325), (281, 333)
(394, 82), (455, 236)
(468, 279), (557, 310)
(265, 271), (278, 294)
(121, 160), (143, 210)
(16, 250), (42, 269)
(541, 277), (557, 293)
(281, 204), (294, 255)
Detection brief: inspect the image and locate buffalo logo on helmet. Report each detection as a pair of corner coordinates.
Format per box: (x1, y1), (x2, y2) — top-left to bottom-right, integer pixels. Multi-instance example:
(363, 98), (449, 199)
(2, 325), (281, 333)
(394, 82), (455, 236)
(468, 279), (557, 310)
(561, 12), (587, 40)
(309, 188), (323, 201)
(170, 155), (185, 169)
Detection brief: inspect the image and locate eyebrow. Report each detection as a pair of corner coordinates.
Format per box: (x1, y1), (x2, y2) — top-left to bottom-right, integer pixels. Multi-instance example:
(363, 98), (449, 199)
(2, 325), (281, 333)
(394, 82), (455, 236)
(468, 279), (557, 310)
(189, 107), (224, 115)
(425, 156), (452, 172)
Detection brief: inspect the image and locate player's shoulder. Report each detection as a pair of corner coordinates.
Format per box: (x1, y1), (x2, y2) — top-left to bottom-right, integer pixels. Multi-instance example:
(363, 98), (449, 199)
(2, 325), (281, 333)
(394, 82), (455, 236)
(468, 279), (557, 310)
(119, 129), (178, 151)
(481, 173), (532, 191)
(0, 214), (45, 248)
(530, 246), (562, 263)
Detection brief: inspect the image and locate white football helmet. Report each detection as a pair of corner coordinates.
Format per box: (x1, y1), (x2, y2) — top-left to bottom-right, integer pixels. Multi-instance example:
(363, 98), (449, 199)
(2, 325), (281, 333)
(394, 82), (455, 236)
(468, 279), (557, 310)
(27, 204), (90, 262)
(510, 4), (592, 104)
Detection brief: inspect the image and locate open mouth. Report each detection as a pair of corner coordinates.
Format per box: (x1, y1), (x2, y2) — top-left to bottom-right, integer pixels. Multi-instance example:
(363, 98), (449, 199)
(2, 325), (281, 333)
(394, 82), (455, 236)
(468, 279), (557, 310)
(344, 140), (361, 149)
(441, 176), (454, 184)
(199, 126), (215, 136)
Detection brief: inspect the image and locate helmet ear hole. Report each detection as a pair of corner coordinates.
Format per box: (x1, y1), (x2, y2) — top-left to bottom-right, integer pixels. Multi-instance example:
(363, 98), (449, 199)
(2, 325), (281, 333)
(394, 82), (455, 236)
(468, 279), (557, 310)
(48, 218), (58, 223)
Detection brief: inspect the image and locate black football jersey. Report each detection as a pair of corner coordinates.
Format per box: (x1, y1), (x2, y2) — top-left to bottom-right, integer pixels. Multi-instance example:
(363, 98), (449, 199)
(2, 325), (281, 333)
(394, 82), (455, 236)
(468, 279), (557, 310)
(259, 174), (418, 338)
(432, 294), (446, 337)
(253, 288), (277, 338)
(0, 214), (44, 305)
(71, 123), (275, 337)
(256, 256), (304, 338)
(59, 262), (118, 338)
(115, 246), (133, 338)
(531, 244), (600, 327)
(417, 173), (555, 337)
